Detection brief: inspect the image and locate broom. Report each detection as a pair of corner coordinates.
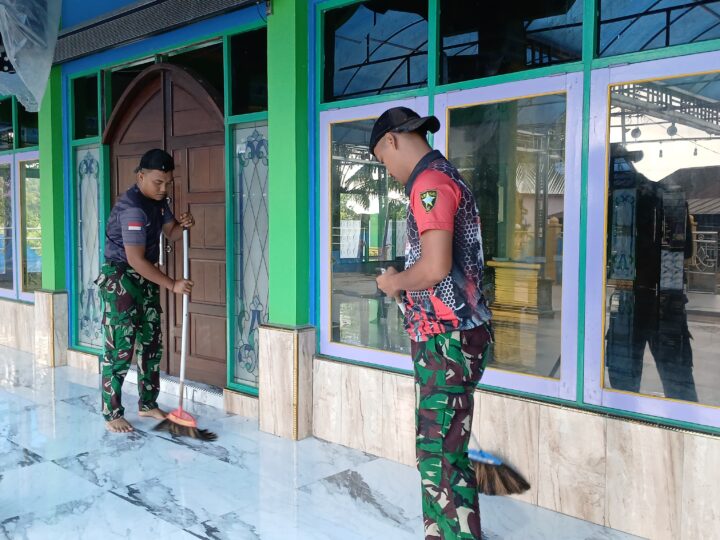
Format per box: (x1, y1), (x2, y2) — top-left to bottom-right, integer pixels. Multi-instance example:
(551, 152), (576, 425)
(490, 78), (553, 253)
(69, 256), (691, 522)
(154, 228), (217, 441)
(380, 268), (529, 496)
(469, 442), (530, 496)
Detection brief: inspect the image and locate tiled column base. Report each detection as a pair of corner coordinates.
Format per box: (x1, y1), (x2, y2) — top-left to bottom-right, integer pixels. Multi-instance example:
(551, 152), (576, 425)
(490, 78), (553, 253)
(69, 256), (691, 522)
(223, 389), (259, 418)
(34, 291), (68, 368)
(258, 324), (315, 440)
(0, 297), (35, 353)
(67, 349), (100, 373)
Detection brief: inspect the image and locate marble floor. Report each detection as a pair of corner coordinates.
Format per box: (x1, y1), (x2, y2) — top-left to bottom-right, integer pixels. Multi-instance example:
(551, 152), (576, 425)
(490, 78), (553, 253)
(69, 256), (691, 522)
(0, 346), (644, 540)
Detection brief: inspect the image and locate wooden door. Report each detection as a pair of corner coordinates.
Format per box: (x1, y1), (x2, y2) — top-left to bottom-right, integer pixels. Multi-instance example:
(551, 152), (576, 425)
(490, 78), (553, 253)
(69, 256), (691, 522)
(103, 64), (227, 387)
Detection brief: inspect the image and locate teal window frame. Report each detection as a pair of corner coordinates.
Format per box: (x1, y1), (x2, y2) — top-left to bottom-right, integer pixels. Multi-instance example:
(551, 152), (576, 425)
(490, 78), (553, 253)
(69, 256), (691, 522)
(65, 22), (268, 398)
(314, 0), (720, 436)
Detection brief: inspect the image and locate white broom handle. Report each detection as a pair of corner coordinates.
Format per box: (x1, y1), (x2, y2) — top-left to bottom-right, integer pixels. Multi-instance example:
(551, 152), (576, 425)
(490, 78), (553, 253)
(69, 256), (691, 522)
(180, 228), (190, 390)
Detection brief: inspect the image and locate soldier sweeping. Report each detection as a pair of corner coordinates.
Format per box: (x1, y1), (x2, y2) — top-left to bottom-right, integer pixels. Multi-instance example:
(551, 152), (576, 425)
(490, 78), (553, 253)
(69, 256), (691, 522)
(374, 108), (493, 539)
(96, 149), (194, 433)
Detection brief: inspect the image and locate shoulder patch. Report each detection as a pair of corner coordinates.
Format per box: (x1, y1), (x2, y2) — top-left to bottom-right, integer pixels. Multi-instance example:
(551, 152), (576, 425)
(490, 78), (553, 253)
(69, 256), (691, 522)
(420, 190), (438, 212)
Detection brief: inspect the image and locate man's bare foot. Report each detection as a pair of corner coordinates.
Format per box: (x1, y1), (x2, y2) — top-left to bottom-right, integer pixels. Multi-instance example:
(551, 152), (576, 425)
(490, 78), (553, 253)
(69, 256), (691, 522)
(106, 417), (134, 433)
(138, 408), (168, 420)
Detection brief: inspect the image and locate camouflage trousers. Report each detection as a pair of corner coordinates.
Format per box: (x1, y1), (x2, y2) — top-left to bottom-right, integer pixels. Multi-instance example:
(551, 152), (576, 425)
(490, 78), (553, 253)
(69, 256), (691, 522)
(96, 263), (162, 421)
(411, 323), (493, 540)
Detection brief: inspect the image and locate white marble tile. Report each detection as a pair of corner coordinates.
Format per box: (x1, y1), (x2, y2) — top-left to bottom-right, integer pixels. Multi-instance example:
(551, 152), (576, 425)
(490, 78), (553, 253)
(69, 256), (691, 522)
(341, 364), (384, 455)
(111, 459), (287, 530)
(477, 392), (540, 504)
(681, 433), (720, 540)
(313, 359), (342, 444)
(0, 437), (44, 472)
(0, 492), (197, 540)
(537, 407), (606, 525)
(0, 461), (101, 521)
(381, 371), (416, 466)
(606, 419), (683, 540)
(53, 430), (218, 490)
(6, 400), (137, 461)
(296, 458), (423, 539)
(478, 494), (643, 540)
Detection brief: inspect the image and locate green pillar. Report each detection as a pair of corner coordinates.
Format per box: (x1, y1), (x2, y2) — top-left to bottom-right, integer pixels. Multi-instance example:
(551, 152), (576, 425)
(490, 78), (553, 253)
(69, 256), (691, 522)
(267, 0), (310, 326)
(39, 66), (66, 291)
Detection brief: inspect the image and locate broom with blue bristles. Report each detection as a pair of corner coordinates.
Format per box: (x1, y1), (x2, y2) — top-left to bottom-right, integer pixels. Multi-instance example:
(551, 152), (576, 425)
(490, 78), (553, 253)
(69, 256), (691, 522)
(381, 269), (530, 496)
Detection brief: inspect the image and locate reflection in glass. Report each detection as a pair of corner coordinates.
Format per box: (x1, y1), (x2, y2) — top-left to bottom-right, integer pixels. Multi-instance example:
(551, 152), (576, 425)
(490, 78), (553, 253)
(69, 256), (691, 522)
(0, 163), (13, 291)
(231, 29), (268, 115)
(330, 119), (409, 354)
(19, 160), (41, 292)
(0, 99), (13, 150)
(606, 73), (720, 405)
(76, 147), (102, 349)
(324, 1), (428, 101)
(234, 123), (269, 387)
(599, 1), (720, 57)
(73, 75), (99, 140)
(168, 42), (224, 109)
(440, 0), (582, 84)
(448, 94), (567, 378)
(110, 59), (154, 112)
(18, 105), (38, 148)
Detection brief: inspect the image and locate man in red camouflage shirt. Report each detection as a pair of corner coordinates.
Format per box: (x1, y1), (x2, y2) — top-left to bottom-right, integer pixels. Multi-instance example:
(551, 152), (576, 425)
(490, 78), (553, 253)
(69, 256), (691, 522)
(374, 107), (492, 540)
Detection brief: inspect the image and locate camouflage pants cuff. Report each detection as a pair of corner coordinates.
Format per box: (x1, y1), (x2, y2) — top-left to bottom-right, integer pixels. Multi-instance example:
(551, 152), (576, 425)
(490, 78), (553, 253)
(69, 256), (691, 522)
(139, 402), (160, 412)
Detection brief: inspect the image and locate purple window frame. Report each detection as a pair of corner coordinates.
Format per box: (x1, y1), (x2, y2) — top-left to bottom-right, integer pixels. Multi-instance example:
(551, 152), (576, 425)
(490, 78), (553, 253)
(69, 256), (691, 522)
(584, 51), (720, 428)
(434, 73), (583, 400)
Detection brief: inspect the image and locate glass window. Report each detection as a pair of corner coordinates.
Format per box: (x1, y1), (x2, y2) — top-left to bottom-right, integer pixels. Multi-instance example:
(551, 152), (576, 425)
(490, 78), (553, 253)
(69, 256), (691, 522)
(324, 1), (428, 101)
(73, 75), (99, 140)
(76, 147), (102, 348)
(0, 98), (13, 150)
(110, 59), (154, 112)
(233, 122), (269, 387)
(605, 73), (720, 406)
(18, 104), (38, 148)
(230, 28), (268, 116)
(168, 42), (224, 110)
(447, 94), (567, 378)
(330, 118), (410, 354)
(599, 1), (720, 57)
(0, 162), (13, 291)
(440, 0), (583, 85)
(19, 159), (40, 292)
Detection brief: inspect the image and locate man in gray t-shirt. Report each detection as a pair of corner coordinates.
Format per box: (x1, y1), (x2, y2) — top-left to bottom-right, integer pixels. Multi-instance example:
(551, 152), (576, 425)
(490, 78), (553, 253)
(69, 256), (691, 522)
(96, 149), (195, 434)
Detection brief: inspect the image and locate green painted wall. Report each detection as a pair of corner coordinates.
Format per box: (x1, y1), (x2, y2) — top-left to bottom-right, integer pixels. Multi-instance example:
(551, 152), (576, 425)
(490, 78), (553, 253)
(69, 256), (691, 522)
(39, 66), (66, 291)
(266, 0), (310, 326)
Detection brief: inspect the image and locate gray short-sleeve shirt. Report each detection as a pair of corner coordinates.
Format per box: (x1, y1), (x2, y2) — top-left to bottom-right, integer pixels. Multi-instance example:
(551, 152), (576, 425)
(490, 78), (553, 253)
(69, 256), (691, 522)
(104, 185), (175, 265)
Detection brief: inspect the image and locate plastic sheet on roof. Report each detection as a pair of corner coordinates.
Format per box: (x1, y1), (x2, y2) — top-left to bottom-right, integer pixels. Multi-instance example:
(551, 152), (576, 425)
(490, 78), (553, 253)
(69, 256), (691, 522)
(0, 0), (61, 112)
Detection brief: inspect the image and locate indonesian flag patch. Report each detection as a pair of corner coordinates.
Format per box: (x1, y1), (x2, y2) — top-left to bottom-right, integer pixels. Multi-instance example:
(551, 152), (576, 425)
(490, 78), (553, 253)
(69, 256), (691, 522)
(127, 221), (143, 231)
(420, 190), (438, 212)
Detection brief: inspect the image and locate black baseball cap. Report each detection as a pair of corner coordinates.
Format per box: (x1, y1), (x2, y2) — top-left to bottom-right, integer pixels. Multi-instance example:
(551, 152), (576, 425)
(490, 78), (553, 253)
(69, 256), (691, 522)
(135, 149), (175, 173)
(369, 107), (440, 155)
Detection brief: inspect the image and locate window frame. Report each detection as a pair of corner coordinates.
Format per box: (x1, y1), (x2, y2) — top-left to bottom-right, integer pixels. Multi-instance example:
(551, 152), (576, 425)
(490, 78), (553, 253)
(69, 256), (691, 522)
(584, 50), (720, 428)
(319, 95), (430, 371)
(17, 156), (42, 297)
(0, 150), (40, 302)
(433, 74), (584, 400)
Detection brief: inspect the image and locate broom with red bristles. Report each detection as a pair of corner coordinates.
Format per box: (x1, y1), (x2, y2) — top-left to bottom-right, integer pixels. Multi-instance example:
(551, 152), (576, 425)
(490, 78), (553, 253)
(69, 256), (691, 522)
(154, 228), (217, 441)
